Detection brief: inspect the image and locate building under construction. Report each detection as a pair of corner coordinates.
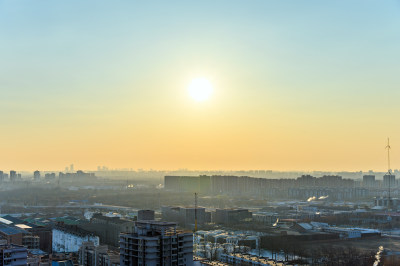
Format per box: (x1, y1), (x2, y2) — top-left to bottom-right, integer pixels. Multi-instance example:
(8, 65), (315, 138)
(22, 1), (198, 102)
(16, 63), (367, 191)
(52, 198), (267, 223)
(120, 221), (193, 266)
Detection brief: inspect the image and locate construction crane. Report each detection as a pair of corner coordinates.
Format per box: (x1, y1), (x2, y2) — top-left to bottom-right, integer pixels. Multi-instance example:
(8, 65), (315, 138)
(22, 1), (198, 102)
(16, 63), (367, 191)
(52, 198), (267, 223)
(194, 192), (198, 232)
(386, 138), (392, 201)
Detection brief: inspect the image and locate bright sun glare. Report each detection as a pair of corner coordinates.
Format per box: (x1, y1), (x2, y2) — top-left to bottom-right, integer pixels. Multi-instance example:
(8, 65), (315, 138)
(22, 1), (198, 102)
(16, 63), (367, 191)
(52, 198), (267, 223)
(188, 78), (213, 102)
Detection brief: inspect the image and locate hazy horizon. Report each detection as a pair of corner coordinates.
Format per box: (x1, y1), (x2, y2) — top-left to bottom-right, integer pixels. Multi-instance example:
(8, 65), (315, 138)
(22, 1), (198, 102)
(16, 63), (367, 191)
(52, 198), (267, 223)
(4, 167), (398, 175)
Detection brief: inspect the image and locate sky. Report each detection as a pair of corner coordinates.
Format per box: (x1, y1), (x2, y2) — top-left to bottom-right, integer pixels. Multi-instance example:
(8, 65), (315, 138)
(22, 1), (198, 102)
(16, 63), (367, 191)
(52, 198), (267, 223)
(1, 0), (400, 172)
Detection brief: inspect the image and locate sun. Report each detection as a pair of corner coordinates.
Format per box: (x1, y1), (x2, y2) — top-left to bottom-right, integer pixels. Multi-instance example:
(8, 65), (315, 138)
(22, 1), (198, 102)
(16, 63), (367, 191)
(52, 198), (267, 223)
(187, 78), (213, 101)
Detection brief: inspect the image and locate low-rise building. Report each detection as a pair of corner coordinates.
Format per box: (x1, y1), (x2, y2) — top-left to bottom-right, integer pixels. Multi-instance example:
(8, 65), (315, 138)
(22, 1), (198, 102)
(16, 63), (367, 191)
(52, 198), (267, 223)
(0, 224), (27, 246)
(52, 225), (99, 253)
(79, 214), (134, 247)
(137, 210), (155, 221)
(214, 209), (252, 225)
(253, 212), (279, 225)
(221, 253), (287, 266)
(162, 206), (208, 229)
(0, 215), (50, 251)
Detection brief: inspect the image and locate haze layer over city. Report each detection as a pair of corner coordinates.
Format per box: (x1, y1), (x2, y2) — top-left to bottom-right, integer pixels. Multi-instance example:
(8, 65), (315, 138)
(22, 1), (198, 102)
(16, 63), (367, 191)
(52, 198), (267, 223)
(1, 1), (400, 266)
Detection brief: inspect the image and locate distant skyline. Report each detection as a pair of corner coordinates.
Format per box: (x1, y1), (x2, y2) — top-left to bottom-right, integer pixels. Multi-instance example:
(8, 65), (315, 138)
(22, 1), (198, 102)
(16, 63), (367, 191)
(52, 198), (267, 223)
(1, 1), (400, 171)
(4, 168), (400, 175)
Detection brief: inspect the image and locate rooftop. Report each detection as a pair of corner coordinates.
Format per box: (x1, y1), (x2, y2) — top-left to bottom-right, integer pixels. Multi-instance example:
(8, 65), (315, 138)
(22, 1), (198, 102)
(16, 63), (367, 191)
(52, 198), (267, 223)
(0, 215), (37, 228)
(0, 224), (28, 235)
(92, 213), (133, 224)
(51, 217), (81, 225)
(135, 220), (177, 227)
(54, 224), (97, 237)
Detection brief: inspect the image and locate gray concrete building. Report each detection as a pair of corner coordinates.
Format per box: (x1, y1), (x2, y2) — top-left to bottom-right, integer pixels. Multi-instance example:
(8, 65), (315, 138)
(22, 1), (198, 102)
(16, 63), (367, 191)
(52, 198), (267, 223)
(137, 210), (155, 221)
(161, 206), (207, 229)
(120, 221), (193, 266)
(214, 208), (252, 225)
(383, 174), (396, 189)
(80, 213), (135, 247)
(33, 170), (40, 180)
(79, 241), (119, 266)
(363, 175), (375, 187)
(9, 170), (17, 181)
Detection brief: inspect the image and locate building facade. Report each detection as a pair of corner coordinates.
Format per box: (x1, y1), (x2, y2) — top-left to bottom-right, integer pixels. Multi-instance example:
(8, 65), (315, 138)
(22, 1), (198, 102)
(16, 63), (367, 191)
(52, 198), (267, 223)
(79, 241), (119, 266)
(383, 174), (396, 189)
(0, 244), (27, 266)
(120, 221), (193, 266)
(213, 209), (252, 225)
(33, 171), (41, 180)
(80, 214), (135, 247)
(363, 175), (375, 187)
(52, 225), (99, 253)
(161, 206), (208, 229)
(137, 210), (155, 221)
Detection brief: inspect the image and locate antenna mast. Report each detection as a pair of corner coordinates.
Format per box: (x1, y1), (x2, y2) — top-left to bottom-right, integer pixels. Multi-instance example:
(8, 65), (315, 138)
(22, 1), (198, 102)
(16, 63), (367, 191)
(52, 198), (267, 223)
(386, 138), (392, 207)
(386, 138), (391, 174)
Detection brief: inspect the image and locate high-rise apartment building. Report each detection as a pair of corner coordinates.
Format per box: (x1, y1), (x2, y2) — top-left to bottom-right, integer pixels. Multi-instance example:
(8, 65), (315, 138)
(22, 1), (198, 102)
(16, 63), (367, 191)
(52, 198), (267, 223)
(33, 170), (40, 180)
(79, 242), (119, 266)
(383, 174), (396, 189)
(9, 171), (17, 181)
(164, 175), (355, 198)
(120, 221), (193, 266)
(363, 175), (375, 187)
